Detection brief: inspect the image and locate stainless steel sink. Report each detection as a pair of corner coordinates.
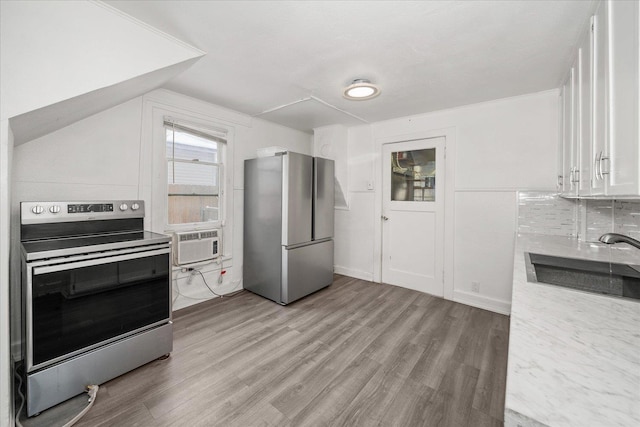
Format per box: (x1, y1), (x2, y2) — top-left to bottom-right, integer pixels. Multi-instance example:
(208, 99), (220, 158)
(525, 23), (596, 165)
(525, 252), (640, 301)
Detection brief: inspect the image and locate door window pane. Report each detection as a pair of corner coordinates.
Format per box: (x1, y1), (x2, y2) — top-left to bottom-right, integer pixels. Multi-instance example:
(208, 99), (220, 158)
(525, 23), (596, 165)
(391, 148), (436, 201)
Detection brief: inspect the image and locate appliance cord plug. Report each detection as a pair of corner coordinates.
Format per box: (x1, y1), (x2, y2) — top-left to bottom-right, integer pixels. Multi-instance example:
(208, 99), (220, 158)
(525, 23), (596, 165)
(61, 384), (100, 427)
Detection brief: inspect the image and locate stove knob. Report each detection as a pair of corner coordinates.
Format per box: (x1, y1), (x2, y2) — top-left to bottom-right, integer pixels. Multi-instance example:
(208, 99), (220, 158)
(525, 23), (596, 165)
(49, 205), (61, 214)
(31, 205), (44, 215)
(131, 203), (140, 211)
(119, 203), (128, 211)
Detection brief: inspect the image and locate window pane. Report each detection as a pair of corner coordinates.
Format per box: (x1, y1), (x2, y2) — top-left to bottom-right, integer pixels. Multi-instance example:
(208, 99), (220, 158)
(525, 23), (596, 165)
(168, 196), (219, 224)
(166, 126), (221, 225)
(167, 161), (219, 187)
(166, 128), (218, 162)
(391, 148), (436, 201)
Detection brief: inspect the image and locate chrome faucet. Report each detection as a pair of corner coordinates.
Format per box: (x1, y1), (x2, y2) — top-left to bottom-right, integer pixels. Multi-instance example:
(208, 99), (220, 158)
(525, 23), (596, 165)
(599, 233), (640, 250)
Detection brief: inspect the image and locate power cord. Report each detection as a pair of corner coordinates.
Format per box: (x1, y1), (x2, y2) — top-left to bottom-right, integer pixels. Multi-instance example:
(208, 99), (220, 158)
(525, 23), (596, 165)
(14, 362), (99, 427)
(14, 363), (25, 427)
(61, 385), (99, 427)
(194, 269), (222, 296)
(198, 268), (244, 296)
(174, 276), (215, 301)
(174, 267), (243, 303)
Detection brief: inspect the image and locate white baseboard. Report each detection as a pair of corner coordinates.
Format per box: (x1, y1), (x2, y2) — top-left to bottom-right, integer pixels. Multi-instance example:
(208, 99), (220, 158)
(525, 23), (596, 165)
(333, 265), (374, 282)
(453, 289), (511, 315)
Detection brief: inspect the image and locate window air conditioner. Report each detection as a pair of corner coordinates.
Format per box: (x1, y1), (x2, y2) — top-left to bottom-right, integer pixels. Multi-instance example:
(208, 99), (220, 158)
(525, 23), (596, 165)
(173, 229), (220, 266)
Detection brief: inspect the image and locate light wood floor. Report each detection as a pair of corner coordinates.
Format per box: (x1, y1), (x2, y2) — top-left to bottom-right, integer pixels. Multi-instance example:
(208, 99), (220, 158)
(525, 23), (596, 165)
(71, 275), (509, 427)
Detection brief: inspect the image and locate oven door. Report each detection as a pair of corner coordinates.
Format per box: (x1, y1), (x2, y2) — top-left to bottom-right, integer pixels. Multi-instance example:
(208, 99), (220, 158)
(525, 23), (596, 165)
(26, 247), (171, 372)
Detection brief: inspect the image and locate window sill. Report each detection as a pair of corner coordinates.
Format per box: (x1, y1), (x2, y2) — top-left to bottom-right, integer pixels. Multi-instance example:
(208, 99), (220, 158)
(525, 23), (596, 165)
(164, 222), (222, 234)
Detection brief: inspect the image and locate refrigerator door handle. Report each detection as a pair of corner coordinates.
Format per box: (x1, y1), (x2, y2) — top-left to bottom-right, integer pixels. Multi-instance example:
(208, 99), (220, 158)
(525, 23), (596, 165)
(284, 238), (332, 250)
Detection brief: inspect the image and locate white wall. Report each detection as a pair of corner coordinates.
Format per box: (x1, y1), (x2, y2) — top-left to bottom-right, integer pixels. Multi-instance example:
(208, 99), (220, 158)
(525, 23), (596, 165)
(313, 125), (349, 208)
(11, 89), (312, 342)
(1, 120), (14, 427)
(333, 125), (377, 280)
(336, 90), (558, 314)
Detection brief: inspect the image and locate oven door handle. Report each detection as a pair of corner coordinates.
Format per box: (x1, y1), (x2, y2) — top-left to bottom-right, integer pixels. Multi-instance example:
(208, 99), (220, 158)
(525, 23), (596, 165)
(32, 247), (171, 275)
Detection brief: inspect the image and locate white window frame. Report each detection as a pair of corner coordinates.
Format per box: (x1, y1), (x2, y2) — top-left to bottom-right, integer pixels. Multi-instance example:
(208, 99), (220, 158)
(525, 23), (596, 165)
(141, 91), (243, 262)
(142, 103), (236, 234)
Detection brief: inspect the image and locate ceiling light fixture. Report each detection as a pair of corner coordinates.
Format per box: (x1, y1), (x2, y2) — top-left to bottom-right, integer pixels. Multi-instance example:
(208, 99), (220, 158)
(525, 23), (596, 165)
(343, 79), (381, 101)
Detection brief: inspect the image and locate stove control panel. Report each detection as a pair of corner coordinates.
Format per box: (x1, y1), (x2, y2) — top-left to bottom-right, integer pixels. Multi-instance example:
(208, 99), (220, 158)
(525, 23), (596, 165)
(21, 200), (145, 224)
(67, 203), (114, 214)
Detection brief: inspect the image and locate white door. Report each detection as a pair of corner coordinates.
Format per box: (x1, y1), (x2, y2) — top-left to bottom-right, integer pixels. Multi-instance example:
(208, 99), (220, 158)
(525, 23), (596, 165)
(382, 137), (445, 297)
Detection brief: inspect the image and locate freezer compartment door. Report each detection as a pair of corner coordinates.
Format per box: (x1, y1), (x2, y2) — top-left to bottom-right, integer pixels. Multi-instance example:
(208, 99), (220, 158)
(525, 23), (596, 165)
(282, 240), (333, 304)
(314, 157), (335, 240)
(282, 152), (313, 246)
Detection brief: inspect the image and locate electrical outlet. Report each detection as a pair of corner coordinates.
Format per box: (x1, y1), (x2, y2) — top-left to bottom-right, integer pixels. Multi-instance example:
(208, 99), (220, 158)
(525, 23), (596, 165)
(471, 281), (480, 293)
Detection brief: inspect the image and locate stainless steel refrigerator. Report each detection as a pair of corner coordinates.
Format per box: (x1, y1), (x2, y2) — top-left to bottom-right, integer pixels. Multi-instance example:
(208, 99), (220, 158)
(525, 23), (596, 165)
(244, 152), (334, 304)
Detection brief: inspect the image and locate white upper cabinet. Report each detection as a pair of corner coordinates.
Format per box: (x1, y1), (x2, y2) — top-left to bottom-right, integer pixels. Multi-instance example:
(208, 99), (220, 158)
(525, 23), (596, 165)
(557, 90), (564, 192)
(559, 0), (639, 198)
(591, 2), (608, 195)
(577, 25), (592, 195)
(607, 0), (639, 195)
(560, 65), (578, 196)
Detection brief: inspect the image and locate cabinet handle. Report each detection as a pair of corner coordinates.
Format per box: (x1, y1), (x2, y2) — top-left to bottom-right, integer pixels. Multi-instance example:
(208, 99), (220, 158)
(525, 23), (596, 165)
(571, 168), (580, 183)
(595, 151), (602, 180)
(600, 155), (610, 176)
(557, 175), (563, 188)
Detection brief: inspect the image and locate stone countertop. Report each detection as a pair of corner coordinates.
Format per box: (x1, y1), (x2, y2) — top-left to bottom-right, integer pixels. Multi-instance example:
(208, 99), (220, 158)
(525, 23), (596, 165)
(505, 233), (640, 427)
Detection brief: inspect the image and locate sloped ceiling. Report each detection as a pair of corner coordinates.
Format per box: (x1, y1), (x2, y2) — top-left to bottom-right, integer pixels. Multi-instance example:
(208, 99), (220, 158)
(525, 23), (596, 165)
(1, 1), (204, 143)
(105, 0), (597, 133)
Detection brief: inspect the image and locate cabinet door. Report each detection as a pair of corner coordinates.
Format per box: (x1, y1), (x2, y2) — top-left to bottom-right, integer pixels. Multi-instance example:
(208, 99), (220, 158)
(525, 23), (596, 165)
(557, 91), (564, 192)
(578, 28), (592, 195)
(561, 65), (578, 197)
(591, 1), (608, 194)
(607, 0), (639, 195)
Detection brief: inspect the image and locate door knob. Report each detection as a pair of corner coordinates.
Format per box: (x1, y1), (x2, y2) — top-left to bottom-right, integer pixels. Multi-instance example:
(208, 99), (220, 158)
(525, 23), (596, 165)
(381, 216), (389, 221)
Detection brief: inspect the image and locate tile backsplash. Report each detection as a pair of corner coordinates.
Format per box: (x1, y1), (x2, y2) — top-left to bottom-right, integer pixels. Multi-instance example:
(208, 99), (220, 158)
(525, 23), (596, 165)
(517, 192), (577, 237)
(518, 192), (640, 242)
(582, 199), (614, 242)
(614, 200), (640, 240)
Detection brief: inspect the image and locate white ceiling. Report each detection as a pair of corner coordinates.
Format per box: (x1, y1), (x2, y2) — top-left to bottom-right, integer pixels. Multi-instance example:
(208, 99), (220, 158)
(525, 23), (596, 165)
(105, 0), (597, 133)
